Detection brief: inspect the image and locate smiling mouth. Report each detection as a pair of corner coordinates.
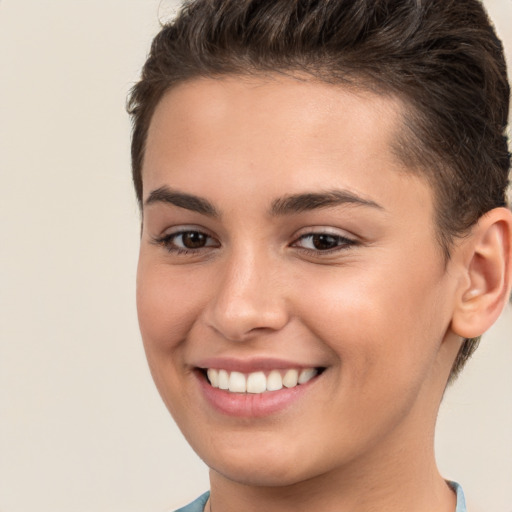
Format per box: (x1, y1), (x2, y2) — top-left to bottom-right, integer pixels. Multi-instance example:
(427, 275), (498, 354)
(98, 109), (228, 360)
(203, 367), (323, 394)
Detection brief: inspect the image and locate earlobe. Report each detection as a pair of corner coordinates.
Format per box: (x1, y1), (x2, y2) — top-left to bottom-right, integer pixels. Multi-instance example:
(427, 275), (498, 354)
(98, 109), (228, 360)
(451, 207), (512, 339)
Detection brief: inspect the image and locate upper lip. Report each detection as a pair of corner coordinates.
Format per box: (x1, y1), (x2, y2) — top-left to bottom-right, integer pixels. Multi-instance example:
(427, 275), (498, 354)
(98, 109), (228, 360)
(194, 357), (325, 373)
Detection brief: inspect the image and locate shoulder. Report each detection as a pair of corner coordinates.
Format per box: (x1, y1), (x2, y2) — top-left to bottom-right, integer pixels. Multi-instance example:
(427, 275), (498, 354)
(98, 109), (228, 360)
(172, 491), (210, 512)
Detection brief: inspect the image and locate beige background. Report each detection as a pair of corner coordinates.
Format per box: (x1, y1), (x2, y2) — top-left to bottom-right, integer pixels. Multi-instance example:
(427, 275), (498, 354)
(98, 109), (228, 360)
(0, 1), (510, 511)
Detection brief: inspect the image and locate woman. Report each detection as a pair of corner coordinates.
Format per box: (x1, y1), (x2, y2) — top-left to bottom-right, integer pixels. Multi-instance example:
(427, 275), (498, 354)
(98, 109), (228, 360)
(128, 1), (512, 511)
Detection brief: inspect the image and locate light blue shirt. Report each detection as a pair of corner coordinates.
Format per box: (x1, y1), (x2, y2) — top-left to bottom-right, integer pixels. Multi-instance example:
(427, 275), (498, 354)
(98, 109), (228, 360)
(174, 482), (467, 512)
(174, 492), (209, 512)
(450, 481), (467, 512)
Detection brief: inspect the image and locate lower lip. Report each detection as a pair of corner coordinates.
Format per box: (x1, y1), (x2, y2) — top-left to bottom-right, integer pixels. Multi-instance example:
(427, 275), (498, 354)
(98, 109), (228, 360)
(197, 372), (316, 417)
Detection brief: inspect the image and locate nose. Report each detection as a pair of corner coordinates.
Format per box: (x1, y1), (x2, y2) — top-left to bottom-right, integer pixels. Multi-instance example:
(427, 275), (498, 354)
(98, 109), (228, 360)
(203, 249), (290, 342)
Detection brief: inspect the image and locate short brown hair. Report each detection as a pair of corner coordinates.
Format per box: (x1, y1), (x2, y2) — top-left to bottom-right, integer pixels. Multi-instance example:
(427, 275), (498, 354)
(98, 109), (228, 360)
(128, 0), (510, 382)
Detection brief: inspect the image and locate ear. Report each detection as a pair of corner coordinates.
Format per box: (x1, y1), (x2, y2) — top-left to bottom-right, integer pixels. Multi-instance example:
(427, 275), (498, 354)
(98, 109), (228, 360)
(451, 207), (512, 339)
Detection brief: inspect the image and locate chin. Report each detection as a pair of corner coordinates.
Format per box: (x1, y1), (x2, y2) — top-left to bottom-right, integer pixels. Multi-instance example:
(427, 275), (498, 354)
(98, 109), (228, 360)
(210, 458), (312, 488)
(199, 437), (336, 489)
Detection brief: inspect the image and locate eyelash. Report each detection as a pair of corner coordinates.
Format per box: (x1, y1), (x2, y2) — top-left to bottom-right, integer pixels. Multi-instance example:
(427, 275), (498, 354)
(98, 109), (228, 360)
(152, 230), (219, 255)
(152, 230), (357, 256)
(291, 233), (357, 255)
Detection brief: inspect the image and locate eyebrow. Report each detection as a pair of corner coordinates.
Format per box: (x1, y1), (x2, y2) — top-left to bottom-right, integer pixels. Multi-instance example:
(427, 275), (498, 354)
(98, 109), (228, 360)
(144, 186), (383, 218)
(144, 186), (219, 217)
(270, 190), (383, 216)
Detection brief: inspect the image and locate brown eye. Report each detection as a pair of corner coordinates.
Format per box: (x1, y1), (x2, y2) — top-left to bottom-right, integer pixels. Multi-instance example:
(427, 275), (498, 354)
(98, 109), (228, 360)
(154, 229), (219, 254)
(180, 231), (208, 249)
(292, 232), (356, 253)
(311, 234), (340, 250)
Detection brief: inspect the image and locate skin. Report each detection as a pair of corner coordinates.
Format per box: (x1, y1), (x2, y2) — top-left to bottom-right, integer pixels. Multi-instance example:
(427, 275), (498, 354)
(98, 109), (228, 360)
(137, 75), (477, 512)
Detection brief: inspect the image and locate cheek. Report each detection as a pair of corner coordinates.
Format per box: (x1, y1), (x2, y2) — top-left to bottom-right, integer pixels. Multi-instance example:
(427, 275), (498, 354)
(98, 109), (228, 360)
(136, 258), (201, 354)
(135, 258), (205, 417)
(294, 256), (449, 381)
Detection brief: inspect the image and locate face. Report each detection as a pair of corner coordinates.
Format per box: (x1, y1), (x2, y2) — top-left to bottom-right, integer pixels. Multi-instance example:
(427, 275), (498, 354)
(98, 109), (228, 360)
(137, 76), (461, 488)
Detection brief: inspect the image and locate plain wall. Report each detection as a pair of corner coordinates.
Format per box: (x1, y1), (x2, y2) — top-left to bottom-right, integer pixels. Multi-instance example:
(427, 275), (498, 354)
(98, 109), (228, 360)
(0, 1), (510, 511)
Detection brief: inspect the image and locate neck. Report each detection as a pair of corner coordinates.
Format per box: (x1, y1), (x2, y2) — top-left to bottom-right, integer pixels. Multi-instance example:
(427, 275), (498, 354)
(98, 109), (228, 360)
(209, 451), (455, 512)
(208, 403), (455, 512)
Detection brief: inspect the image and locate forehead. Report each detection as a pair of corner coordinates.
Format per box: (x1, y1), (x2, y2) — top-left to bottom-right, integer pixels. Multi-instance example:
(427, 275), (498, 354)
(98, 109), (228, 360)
(143, 75), (433, 224)
(145, 75), (407, 176)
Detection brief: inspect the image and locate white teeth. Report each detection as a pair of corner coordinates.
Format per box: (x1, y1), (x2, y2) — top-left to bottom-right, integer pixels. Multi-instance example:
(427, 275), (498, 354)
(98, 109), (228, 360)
(247, 372), (266, 393)
(218, 369), (229, 390)
(228, 371), (246, 393)
(206, 367), (319, 394)
(298, 368), (318, 384)
(266, 370), (283, 391)
(283, 369), (299, 388)
(207, 368), (219, 388)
